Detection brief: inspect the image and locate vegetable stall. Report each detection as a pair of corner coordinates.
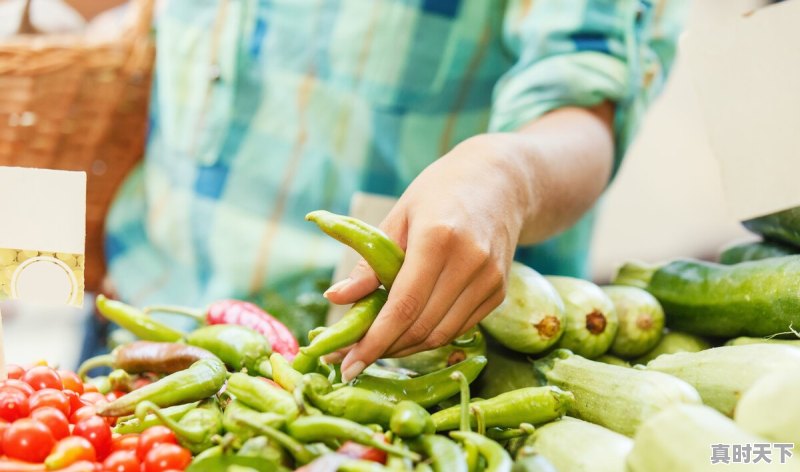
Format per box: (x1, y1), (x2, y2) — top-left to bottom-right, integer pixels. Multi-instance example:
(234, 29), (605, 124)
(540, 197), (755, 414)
(2, 209), (800, 471)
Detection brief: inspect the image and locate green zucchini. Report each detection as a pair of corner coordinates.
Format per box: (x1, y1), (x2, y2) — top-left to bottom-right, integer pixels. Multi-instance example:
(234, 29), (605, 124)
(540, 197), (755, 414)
(479, 262), (565, 354)
(382, 327), (486, 375)
(719, 239), (798, 264)
(545, 276), (618, 359)
(725, 336), (800, 348)
(533, 349), (701, 436)
(735, 368), (800, 448)
(614, 257), (800, 337)
(524, 417), (632, 472)
(473, 333), (539, 399)
(627, 404), (800, 472)
(601, 285), (664, 358)
(646, 344), (800, 416)
(743, 206), (800, 248)
(632, 331), (711, 365)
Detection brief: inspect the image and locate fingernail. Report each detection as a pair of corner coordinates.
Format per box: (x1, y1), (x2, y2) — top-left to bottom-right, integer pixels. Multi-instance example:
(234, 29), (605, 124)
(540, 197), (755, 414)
(323, 278), (352, 298)
(321, 352), (344, 364)
(341, 360), (365, 383)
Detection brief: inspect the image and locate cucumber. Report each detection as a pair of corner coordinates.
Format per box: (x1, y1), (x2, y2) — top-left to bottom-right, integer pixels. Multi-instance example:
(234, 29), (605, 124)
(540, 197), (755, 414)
(725, 336), (800, 348)
(524, 417), (632, 472)
(601, 286), (664, 358)
(479, 262), (565, 354)
(595, 354), (630, 367)
(533, 349), (701, 436)
(735, 368), (800, 448)
(383, 327), (486, 375)
(719, 239), (797, 264)
(743, 206), (800, 248)
(473, 333), (538, 399)
(627, 404), (800, 472)
(646, 344), (800, 416)
(614, 257), (800, 337)
(632, 331), (711, 364)
(545, 276), (618, 359)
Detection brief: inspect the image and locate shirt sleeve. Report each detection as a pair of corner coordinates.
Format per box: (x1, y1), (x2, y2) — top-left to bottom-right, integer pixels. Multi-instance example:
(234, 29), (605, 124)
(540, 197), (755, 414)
(489, 0), (691, 174)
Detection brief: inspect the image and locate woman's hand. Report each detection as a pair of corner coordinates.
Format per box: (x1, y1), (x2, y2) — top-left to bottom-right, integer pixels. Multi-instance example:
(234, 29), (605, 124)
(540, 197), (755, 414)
(326, 104), (615, 382)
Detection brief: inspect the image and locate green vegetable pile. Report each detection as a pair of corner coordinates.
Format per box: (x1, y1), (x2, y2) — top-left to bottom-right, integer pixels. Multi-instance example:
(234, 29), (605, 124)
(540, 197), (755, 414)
(85, 210), (800, 471)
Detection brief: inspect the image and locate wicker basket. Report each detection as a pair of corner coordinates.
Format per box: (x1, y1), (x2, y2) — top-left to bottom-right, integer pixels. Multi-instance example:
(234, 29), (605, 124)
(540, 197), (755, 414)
(0, 0), (155, 292)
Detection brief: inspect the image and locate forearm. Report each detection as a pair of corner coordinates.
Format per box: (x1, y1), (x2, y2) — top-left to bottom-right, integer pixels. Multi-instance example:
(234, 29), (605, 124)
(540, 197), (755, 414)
(475, 102), (616, 245)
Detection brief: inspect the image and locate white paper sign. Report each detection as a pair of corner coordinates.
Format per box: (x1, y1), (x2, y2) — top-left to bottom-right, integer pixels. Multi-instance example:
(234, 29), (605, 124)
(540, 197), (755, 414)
(683, 0), (800, 220)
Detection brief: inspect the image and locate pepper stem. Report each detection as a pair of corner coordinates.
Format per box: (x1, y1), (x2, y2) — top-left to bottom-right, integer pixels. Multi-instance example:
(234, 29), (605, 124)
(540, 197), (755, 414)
(471, 405), (486, 436)
(237, 415), (319, 465)
(77, 355), (115, 380)
(143, 305), (206, 322)
(450, 371), (471, 433)
(134, 401), (207, 443)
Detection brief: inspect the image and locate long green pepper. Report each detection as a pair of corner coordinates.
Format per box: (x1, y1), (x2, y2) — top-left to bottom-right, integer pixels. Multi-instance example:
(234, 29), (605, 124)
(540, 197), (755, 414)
(411, 435), (467, 472)
(134, 399), (223, 454)
(450, 431), (512, 472)
(96, 359), (226, 417)
(306, 384), (396, 426)
(293, 289), (388, 373)
(95, 295), (184, 342)
(225, 372), (298, 419)
(186, 325), (273, 377)
(221, 401), (286, 441)
(113, 402), (199, 435)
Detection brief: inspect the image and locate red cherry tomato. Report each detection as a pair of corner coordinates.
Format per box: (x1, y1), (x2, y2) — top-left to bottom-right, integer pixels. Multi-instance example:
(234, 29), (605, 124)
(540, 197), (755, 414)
(73, 416), (112, 461)
(79, 392), (107, 405)
(337, 441), (388, 463)
(142, 444), (191, 472)
(57, 371), (84, 394)
(22, 366), (62, 391)
(0, 388), (30, 422)
(136, 426), (176, 461)
(112, 434), (139, 452)
(0, 420), (9, 455)
(82, 383), (99, 393)
(1, 379), (35, 396)
(44, 435), (97, 469)
(103, 449), (140, 472)
(52, 460), (100, 472)
(3, 418), (56, 462)
(63, 390), (87, 416)
(132, 378), (153, 390)
(29, 388), (70, 417)
(30, 406), (70, 440)
(6, 364), (24, 380)
(70, 405), (97, 424)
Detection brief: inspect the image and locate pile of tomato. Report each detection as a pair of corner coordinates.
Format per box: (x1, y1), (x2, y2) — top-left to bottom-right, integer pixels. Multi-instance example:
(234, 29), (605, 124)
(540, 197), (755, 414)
(0, 364), (192, 471)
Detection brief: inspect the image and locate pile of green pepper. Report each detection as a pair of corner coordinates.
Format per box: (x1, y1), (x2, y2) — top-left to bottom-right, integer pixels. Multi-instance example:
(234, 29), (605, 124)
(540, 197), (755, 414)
(84, 211), (579, 471)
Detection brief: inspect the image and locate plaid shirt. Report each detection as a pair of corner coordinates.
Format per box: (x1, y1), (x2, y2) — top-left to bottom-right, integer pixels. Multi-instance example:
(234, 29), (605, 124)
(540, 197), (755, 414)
(105, 0), (688, 309)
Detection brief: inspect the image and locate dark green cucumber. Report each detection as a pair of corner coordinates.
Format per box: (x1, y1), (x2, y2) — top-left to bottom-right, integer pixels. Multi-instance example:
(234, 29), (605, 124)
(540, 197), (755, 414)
(719, 239), (797, 264)
(614, 257), (800, 338)
(743, 206), (800, 248)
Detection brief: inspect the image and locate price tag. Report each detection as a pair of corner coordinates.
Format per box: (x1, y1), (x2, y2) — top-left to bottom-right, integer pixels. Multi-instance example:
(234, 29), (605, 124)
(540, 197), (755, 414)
(0, 166), (86, 379)
(683, 0), (800, 220)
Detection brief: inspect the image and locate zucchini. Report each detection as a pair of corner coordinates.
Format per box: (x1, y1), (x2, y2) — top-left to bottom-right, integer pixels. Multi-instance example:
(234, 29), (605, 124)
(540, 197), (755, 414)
(725, 336), (800, 348)
(524, 417), (632, 472)
(513, 447), (558, 472)
(743, 206), (800, 248)
(545, 276), (618, 359)
(533, 349), (701, 436)
(601, 286), (664, 358)
(719, 239), (797, 264)
(632, 331), (711, 364)
(614, 257), (800, 337)
(735, 368), (800, 448)
(595, 354), (630, 367)
(473, 333), (538, 399)
(479, 262), (565, 354)
(646, 344), (800, 416)
(627, 404), (800, 472)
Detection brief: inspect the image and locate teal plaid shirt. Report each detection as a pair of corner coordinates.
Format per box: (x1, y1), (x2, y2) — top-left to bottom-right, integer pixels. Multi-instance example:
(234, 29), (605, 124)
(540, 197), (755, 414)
(105, 0), (688, 308)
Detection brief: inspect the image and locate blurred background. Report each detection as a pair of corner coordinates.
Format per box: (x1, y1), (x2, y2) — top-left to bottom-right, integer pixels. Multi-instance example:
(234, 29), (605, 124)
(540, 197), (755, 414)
(0, 0), (765, 368)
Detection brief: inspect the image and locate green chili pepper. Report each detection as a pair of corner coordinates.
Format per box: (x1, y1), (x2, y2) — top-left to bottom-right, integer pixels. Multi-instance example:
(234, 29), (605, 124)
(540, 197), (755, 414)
(186, 325), (272, 377)
(389, 401), (434, 438)
(410, 435), (467, 472)
(113, 402), (199, 434)
(431, 386), (573, 431)
(97, 358), (227, 417)
(386, 438), (414, 472)
(237, 435), (290, 468)
(287, 416), (419, 461)
(486, 424), (535, 441)
(232, 414), (320, 465)
(135, 398), (223, 454)
(108, 369), (134, 392)
(338, 459), (390, 472)
(226, 372), (298, 419)
(352, 356), (488, 408)
(86, 375), (111, 394)
(96, 295), (184, 342)
(306, 385), (396, 426)
(222, 400), (286, 440)
(293, 289), (388, 373)
(383, 327), (487, 376)
(512, 446), (557, 472)
(306, 210), (405, 290)
(450, 431), (512, 472)
(449, 370), (479, 472)
(270, 353), (304, 392)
